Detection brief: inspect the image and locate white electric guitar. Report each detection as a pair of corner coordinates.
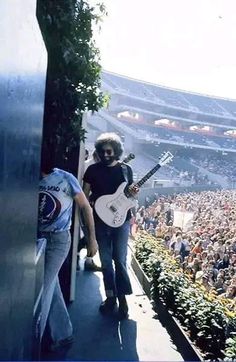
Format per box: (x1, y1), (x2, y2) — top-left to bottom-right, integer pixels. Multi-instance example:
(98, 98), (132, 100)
(95, 151), (174, 227)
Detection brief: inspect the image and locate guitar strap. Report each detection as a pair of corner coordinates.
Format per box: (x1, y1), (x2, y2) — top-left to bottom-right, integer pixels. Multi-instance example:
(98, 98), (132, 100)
(121, 163), (133, 185)
(121, 164), (137, 215)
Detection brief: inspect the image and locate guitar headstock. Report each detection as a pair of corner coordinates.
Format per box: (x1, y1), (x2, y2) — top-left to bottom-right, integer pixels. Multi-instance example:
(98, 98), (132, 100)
(158, 151), (174, 166)
(123, 153), (135, 163)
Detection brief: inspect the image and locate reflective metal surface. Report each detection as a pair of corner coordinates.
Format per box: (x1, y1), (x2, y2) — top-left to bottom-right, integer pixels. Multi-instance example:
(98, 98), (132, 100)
(0, 0), (47, 359)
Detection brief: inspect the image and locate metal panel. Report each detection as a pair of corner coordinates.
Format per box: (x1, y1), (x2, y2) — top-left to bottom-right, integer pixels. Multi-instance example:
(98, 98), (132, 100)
(0, 0), (47, 359)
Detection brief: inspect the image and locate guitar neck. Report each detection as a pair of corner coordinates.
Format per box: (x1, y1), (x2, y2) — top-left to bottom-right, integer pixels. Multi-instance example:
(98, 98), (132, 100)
(136, 164), (161, 187)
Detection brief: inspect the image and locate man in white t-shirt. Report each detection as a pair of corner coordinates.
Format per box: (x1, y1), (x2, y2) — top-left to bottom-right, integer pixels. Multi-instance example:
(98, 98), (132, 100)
(38, 146), (97, 351)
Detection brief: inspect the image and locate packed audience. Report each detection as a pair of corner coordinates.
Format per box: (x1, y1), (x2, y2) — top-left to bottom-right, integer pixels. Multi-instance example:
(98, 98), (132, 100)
(194, 157), (236, 183)
(133, 189), (236, 300)
(178, 169), (213, 185)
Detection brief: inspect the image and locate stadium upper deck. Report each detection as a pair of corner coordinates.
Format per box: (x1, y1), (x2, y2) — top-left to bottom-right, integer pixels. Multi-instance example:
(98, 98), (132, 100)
(101, 70), (236, 129)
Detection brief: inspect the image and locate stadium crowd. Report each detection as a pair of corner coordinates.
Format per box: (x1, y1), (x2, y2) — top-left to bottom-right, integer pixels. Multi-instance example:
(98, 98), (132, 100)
(178, 169), (213, 185)
(133, 189), (236, 300)
(193, 156), (236, 183)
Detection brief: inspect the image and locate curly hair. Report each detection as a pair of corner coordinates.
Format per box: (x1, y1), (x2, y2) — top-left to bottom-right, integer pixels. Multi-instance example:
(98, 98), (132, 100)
(95, 132), (124, 160)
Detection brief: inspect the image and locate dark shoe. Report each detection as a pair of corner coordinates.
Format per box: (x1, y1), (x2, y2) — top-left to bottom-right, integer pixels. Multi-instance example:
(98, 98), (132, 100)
(99, 297), (117, 314)
(118, 296), (129, 320)
(50, 335), (74, 352)
(84, 259), (102, 272)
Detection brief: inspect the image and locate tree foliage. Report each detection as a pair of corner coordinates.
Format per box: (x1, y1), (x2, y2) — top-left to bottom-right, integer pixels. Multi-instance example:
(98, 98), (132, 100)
(37, 0), (106, 171)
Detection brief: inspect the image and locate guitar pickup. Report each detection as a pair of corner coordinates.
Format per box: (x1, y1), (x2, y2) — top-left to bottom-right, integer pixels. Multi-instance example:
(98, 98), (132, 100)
(109, 205), (117, 213)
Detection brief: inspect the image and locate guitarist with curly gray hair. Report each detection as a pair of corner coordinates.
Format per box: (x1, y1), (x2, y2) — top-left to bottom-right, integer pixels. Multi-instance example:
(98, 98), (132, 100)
(83, 132), (139, 319)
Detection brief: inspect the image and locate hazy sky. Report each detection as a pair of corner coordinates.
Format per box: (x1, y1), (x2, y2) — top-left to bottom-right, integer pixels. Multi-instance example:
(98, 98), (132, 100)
(92, 0), (236, 100)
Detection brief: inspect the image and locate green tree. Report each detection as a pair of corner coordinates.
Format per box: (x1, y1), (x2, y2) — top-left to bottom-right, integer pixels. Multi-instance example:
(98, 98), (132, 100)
(37, 0), (106, 172)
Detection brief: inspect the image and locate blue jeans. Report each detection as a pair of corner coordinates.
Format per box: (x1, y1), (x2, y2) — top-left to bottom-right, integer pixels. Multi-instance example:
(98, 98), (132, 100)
(95, 221), (132, 297)
(39, 230), (73, 342)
